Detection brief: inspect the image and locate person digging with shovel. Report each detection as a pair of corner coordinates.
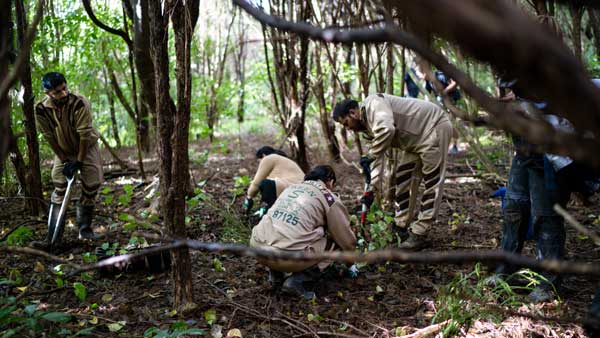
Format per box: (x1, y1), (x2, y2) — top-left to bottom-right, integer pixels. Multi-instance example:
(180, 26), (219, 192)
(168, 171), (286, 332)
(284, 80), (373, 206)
(31, 72), (103, 250)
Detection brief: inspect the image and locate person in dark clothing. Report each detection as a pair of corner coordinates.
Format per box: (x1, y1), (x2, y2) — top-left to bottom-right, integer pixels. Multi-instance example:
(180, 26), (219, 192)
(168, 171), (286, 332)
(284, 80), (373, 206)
(404, 70), (420, 98)
(490, 77), (565, 303)
(425, 70), (461, 153)
(425, 70), (461, 103)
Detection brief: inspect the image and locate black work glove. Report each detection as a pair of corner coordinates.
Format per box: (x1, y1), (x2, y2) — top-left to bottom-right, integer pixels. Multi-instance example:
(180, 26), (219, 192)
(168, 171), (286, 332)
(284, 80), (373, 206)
(243, 197), (254, 214)
(359, 156), (374, 184)
(62, 160), (83, 179)
(360, 191), (374, 209)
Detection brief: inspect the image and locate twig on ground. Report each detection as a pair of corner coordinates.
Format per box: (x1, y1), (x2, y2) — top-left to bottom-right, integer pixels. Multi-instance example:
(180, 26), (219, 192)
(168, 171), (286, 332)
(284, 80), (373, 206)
(325, 319), (370, 336)
(554, 204), (600, 246)
(398, 320), (450, 338)
(197, 274), (317, 337)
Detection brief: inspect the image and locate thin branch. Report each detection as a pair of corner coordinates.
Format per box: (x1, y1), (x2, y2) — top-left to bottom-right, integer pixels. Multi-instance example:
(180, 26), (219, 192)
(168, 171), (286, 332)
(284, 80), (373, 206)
(81, 0), (132, 46)
(554, 204), (600, 246)
(1, 246), (83, 267)
(4, 240), (594, 276)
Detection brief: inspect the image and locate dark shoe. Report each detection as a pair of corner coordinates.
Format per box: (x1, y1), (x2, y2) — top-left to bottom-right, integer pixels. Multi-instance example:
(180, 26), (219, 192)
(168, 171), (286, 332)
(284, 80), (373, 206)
(391, 223), (409, 242)
(78, 226), (100, 240)
(267, 269), (285, 290)
(282, 269), (319, 300)
(398, 231), (427, 251)
(77, 204), (100, 240)
(528, 287), (555, 303)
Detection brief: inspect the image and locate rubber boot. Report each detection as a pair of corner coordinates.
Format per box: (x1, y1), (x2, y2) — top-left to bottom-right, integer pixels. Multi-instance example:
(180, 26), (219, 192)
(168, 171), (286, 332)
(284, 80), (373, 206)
(282, 267), (320, 300)
(397, 230), (427, 251)
(585, 288), (600, 338)
(30, 203), (62, 250)
(77, 204), (99, 240)
(267, 269), (285, 290)
(391, 222), (410, 243)
(527, 215), (565, 303)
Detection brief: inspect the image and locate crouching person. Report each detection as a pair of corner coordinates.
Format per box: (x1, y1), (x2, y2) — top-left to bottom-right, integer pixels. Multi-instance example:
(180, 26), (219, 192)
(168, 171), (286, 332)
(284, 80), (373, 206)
(250, 165), (356, 299)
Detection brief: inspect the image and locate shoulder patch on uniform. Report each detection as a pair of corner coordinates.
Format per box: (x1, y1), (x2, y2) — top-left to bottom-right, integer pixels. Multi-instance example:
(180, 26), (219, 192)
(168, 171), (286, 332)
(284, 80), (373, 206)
(323, 191), (335, 207)
(377, 93), (384, 98)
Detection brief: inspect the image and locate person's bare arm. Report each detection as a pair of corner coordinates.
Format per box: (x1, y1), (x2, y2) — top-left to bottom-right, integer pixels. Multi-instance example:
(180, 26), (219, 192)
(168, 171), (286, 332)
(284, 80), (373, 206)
(443, 79), (457, 94)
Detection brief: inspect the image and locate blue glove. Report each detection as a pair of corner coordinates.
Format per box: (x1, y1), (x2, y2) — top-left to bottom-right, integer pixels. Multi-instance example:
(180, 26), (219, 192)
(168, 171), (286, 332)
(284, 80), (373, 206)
(348, 264), (359, 278)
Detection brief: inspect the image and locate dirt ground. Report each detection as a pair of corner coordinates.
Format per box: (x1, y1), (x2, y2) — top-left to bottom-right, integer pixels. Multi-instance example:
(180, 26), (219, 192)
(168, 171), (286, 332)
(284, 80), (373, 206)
(1, 131), (599, 338)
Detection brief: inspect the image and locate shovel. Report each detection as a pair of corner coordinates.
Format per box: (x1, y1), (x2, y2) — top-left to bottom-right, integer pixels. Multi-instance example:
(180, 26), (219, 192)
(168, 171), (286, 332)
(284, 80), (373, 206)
(50, 174), (76, 246)
(360, 180), (372, 242)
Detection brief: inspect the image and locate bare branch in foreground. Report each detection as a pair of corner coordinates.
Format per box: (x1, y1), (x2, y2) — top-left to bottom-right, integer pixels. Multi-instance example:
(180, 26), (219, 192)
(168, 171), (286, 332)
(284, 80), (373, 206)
(3, 240), (597, 277)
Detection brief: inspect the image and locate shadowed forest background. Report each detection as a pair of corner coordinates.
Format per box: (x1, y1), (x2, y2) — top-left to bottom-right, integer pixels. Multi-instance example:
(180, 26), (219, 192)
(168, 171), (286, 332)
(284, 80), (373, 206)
(1, 0), (600, 337)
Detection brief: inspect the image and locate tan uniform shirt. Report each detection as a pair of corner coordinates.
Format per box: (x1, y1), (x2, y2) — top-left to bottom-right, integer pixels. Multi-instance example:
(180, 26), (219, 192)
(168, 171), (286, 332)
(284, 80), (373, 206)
(247, 154), (304, 198)
(251, 180), (356, 253)
(35, 93), (99, 157)
(361, 94), (448, 186)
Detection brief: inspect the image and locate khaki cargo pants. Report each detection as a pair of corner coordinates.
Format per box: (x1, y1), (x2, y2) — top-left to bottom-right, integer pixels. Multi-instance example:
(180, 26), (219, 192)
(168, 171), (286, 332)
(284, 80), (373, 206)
(393, 120), (452, 235)
(51, 143), (103, 206)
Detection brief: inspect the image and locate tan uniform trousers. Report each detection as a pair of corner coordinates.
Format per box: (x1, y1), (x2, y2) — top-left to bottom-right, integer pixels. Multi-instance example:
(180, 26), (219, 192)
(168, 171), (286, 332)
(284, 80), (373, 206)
(51, 142), (103, 206)
(392, 119), (452, 235)
(249, 236), (336, 273)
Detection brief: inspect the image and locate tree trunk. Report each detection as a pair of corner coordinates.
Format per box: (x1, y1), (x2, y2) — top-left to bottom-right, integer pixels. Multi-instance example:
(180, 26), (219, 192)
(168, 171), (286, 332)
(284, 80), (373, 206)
(386, 43), (395, 94)
(590, 9), (600, 60)
(102, 67), (121, 148)
(234, 14), (247, 123)
(147, 0), (198, 311)
(313, 46), (341, 162)
(0, 2), (12, 176)
(130, 0), (155, 152)
(569, 4), (583, 62)
(15, 0), (44, 215)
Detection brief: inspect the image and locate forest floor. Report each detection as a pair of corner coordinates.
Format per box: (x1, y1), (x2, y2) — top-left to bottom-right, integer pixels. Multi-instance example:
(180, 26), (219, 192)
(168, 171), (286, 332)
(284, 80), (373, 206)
(1, 131), (599, 338)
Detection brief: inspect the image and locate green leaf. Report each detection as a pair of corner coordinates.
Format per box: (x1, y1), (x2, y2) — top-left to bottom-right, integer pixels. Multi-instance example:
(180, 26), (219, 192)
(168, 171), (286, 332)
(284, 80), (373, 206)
(74, 326), (95, 336)
(212, 258), (225, 272)
(119, 213), (135, 222)
(41, 312), (72, 323)
(24, 304), (38, 316)
(73, 282), (87, 302)
(107, 321), (126, 332)
(101, 187), (112, 195)
(174, 328), (204, 336)
(204, 308), (217, 325)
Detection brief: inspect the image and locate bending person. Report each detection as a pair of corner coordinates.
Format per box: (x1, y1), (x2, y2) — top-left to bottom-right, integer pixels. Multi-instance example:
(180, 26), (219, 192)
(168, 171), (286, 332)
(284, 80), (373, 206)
(244, 146), (304, 216)
(250, 165), (357, 299)
(333, 94), (452, 250)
